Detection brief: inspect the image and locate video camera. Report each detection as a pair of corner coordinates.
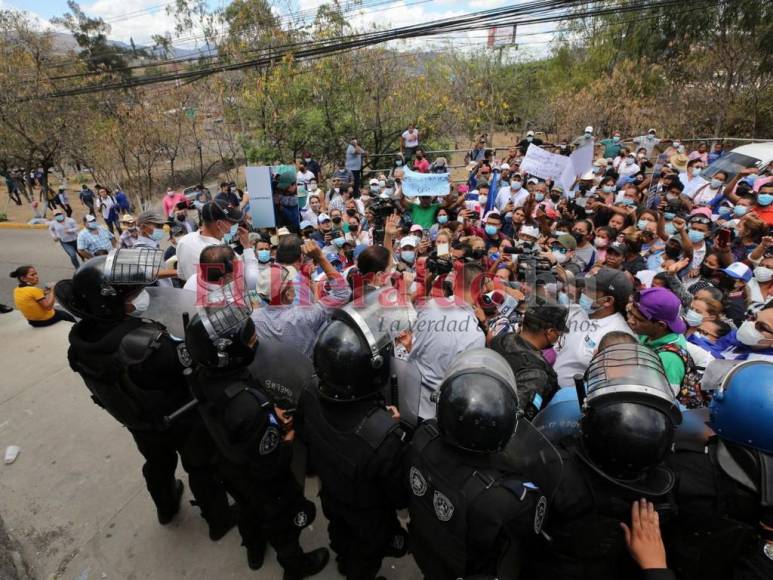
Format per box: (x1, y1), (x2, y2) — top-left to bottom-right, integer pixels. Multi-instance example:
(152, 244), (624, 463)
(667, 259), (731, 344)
(370, 194), (397, 245)
(426, 250), (454, 275)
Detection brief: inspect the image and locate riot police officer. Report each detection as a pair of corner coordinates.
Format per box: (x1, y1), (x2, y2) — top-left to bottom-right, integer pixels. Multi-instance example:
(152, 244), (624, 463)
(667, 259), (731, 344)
(184, 287), (329, 578)
(525, 342), (682, 579)
(405, 348), (548, 580)
(298, 290), (411, 580)
(666, 360), (773, 580)
(54, 248), (232, 537)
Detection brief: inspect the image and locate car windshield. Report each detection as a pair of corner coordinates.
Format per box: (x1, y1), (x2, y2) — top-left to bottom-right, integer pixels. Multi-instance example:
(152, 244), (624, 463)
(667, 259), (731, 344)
(703, 151), (761, 180)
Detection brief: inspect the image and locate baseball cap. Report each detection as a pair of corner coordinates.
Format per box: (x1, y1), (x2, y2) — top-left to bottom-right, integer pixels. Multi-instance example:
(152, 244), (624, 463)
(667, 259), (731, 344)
(409, 224), (424, 234)
(648, 128), (656, 134)
(203, 200), (243, 223)
(635, 287), (686, 334)
(500, 162), (510, 170)
(318, 213), (331, 223)
(276, 227), (291, 237)
(525, 298), (569, 332)
(120, 213), (135, 223)
(556, 234), (577, 250)
(590, 267), (634, 306)
(519, 225), (540, 239)
(584, 125), (594, 133)
(607, 242), (629, 255)
(85, 214), (97, 223)
(722, 262), (752, 282)
(690, 207), (712, 220)
(274, 165), (297, 190)
(369, 178), (379, 186)
(299, 220), (313, 230)
(136, 209), (166, 226)
(400, 236), (419, 249)
(527, 130), (535, 137)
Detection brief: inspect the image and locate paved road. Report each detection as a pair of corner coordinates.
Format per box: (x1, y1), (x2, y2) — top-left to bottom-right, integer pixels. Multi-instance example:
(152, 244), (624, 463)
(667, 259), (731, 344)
(0, 228), (420, 579)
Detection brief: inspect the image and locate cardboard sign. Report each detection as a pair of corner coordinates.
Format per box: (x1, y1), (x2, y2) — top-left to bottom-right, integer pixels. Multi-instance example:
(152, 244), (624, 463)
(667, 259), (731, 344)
(520, 144), (570, 181)
(245, 166), (276, 229)
(401, 166), (450, 197)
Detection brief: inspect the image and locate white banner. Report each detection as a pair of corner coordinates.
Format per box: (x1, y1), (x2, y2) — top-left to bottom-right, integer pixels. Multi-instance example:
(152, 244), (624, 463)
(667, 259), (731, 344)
(401, 167), (450, 197)
(519, 144), (570, 182)
(559, 144), (595, 194)
(245, 166), (276, 229)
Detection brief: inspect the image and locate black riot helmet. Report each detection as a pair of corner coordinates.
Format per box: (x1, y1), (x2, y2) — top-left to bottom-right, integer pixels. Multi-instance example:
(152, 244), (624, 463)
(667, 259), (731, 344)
(55, 248), (164, 322)
(577, 343), (681, 494)
(185, 283), (257, 370)
(313, 288), (413, 401)
(436, 349), (519, 453)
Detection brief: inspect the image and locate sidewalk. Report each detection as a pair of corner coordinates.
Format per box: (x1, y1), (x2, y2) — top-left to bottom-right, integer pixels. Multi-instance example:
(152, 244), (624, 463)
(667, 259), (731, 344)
(0, 312), (419, 579)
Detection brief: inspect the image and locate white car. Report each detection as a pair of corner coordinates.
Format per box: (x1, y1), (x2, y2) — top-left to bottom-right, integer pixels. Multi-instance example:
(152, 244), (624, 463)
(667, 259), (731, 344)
(703, 142), (773, 180)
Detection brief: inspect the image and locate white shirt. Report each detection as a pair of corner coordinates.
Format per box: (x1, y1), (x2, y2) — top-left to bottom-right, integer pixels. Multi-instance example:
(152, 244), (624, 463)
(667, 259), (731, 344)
(684, 340), (714, 370)
(679, 172), (709, 200)
(692, 184), (721, 207)
(48, 217), (79, 242)
(297, 170), (316, 189)
(688, 241), (707, 271)
(553, 307), (634, 387)
(402, 129), (419, 148)
(633, 135), (661, 156)
(174, 231), (222, 281)
(95, 195), (115, 221)
(408, 298), (485, 418)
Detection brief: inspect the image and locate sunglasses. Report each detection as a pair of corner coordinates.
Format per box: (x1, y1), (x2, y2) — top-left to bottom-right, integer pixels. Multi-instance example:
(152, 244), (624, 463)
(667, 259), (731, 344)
(690, 216), (711, 225)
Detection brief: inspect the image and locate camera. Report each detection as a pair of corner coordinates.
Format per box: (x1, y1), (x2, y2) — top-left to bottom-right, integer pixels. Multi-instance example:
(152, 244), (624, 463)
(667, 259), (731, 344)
(369, 195), (397, 244)
(426, 251), (454, 275)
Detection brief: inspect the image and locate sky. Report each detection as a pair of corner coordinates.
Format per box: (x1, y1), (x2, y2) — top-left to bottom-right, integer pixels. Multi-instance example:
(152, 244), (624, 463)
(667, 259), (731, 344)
(2, 0), (558, 57)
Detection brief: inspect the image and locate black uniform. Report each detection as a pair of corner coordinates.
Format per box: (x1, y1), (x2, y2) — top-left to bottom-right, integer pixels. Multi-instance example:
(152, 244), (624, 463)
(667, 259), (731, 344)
(490, 333), (560, 419)
(405, 421), (546, 580)
(186, 366), (314, 575)
(521, 436), (677, 580)
(67, 317), (229, 525)
(666, 436), (773, 580)
(297, 388), (408, 580)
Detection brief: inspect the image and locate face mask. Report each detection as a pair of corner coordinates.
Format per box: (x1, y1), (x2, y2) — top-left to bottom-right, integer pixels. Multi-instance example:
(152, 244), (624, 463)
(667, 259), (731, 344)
(637, 220), (650, 231)
(333, 237), (346, 248)
(734, 205), (748, 217)
(691, 167), (702, 175)
(688, 229), (705, 243)
(754, 266), (773, 283)
(624, 158), (635, 166)
(579, 293), (601, 314)
(613, 136), (620, 142)
(602, 185), (614, 194)
(551, 251), (569, 264)
(621, 198), (636, 206)
(648, 133), (656, 138)
(167, 191), (174, 196)
(527, 136), (533, 142)
(664, 212), (676, 221)
(401, 250), (415, 264)
(87, 222), (98, 230)
(684, 309), (704, 327)
(554, 230), (569, 237)
(332, 216), (342, 224)
(718, 206), (731, 218)
(535, 193), (545, 202)
(150, 228), (166, 241)
(585, 132), (592, 138)
(710, 179), (723, 189)
(699, 264), (717, 279)
(55, 215), (65, 222)
(485, 224), (498, 236)
(438, 215), (448, 224)
(479, 195), (488, 205)
(594, 237), (608, 248)
(512, 181), (522, 191)
(736, 320), (770, 347)
(550, 194), (561, 203)
(309, 182), (317, 191)
(257, 249), (271, 263)
(370, 185), (379, 194)
(129, 289), (150, 316)
(757, 194), (773, 207)
(304, 158), (311, 163)
(666, 193), (679, 201)
(558, 292), (570, 306)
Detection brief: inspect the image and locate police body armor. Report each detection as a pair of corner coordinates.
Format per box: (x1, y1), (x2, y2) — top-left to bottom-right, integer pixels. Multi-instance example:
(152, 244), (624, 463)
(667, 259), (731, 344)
(407, 421), (542, 580)
(301, 388), (404, 509)
(67, 317), (183, 431)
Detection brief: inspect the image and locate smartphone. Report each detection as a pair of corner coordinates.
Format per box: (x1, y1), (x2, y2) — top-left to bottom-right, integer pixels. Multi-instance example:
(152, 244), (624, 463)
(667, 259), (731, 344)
(717, 228), (731, 248)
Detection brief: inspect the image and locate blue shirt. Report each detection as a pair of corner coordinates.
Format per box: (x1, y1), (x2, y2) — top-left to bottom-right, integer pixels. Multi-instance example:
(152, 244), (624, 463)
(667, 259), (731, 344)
(345, 144), (363, 171)
(77, 226), (114, 254)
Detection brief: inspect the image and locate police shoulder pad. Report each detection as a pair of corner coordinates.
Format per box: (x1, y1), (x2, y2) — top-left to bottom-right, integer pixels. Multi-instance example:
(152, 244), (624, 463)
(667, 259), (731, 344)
(118, 321), (165, 365)
(357, 407), (401, 450)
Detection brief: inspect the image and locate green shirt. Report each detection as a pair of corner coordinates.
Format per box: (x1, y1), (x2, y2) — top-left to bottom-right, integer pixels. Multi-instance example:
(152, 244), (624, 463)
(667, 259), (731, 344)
(639, 333), (688, 390)
(408, 202), (440, 229)
(600, 138), (622, 159)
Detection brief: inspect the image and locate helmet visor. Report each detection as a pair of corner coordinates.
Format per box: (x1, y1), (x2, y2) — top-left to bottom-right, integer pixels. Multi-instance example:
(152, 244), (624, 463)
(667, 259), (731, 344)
(104, 248), (164, 285)
(199, 281), (252, 340)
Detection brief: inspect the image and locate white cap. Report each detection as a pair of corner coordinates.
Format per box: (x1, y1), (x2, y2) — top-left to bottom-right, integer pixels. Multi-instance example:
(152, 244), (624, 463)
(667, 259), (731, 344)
(519, 225), (540, 239)
(584, 125), (593, 133)
(318, 213), (331, 222)
(85, 214), (96, 223)
(635, 270), (657, 289)
(277, 227), (291, 237)
(400, 236), (419, 249)
(580, 170), (596, 180)
(648, 128), (656, 133)
(409, 224), (423, 233)
(483, 209), (500, 220)
(500, 162), (510, 170)
(369, 178), (379, 186)
(526, 130), (535, 137)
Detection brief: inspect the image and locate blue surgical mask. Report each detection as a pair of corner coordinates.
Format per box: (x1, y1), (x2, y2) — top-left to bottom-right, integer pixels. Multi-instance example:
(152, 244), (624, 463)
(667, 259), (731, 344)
(512, 181), (522, 191)
(733, 205), (748, 217)
(401, 250), (415, 264)
(578, 293), (600, 314)
(223, 222), (238, 243)
(257, 249), (271, 263)
(664, 212), (675, 220)
(55, 214), (65, 222)
(684, 309), (704, 327)
(333, 237), (346, 248)
(485, 224), (498, 236)
(558, 291), (570, 306)
(718, 206), (731, 218)
(665, 223), (677, 236)
(535, 193), (545, 202)
(438, 215), (448, 225)
(602, 186), (614, 194)
(637, 220), (649, 231)
(688, 229), (705, 243)
(613, 136), (620, 143)
(758, 193), (773, 207)
(710, 179), (722, 189)
(87, 222), (98, 230)
(150, 228), (166, 241)
(621, 198), (636, 206)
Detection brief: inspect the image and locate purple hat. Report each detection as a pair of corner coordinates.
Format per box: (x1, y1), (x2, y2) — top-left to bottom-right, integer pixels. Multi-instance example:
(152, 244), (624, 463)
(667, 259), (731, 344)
(636, 287), (686, 334)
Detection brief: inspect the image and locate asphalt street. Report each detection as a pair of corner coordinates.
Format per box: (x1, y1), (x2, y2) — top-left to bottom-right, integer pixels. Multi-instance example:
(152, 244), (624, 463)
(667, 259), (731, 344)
(0, 227), (420, 579)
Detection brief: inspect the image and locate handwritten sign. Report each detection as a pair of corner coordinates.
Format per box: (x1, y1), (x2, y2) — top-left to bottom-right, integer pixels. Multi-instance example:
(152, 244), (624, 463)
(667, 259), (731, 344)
(245, 166), (276, 229)
(520, 144), (570, 181)
(559, 144), (595, 194)
(401, 167), (450, 197)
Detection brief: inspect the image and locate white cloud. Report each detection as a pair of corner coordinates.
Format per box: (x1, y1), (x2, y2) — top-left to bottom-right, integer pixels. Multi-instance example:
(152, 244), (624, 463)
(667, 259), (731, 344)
(81, 0), (179, 45)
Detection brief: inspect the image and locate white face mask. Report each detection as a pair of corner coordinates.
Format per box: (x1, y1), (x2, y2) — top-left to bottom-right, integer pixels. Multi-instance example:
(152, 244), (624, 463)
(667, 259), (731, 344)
(129, 289), (150, 316)
(551, 251), (569, 264)
(754, 266), (773, 283)
(735, 320), (772, 347)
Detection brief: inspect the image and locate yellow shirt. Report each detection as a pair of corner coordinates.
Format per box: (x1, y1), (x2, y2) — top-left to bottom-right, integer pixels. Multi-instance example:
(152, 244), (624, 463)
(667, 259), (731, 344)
(13, 286), (54, 321)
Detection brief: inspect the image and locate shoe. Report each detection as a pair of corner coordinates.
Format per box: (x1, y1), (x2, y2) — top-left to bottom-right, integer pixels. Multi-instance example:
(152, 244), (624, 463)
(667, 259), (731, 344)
(247, 537), (268, 571)
(282, 547), (330, 580)
(209, 505), (238, 541)
(157, 480), (184, 525)
(0, 305), (12, 314)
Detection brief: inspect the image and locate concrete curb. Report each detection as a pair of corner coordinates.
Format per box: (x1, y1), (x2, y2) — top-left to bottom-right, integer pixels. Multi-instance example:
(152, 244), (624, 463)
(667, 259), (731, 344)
(0, 223), (48, 230)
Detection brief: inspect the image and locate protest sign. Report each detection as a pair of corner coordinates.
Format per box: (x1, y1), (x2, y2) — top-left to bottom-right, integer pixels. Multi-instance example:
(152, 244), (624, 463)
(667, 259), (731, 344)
(519, 144), (570, 181)
(245, 166), (276, 229)
(401, 166), (450, 197)
(559, 144), (595, 194)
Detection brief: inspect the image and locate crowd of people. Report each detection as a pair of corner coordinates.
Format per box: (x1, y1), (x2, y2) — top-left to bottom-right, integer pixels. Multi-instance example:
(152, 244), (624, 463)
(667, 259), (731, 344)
(5, 127), (773, 580)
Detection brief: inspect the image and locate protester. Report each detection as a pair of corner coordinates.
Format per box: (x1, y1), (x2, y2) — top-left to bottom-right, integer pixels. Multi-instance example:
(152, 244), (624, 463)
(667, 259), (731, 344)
(9, 265), (75, 326)
(77, 215), (116, 259)
(48, 208), (80, 269)
(95, 186), (121, 233)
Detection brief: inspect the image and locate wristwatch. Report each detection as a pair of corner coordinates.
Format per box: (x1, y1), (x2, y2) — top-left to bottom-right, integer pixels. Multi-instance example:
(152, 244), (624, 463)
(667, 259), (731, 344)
(764, 542), (773, 562)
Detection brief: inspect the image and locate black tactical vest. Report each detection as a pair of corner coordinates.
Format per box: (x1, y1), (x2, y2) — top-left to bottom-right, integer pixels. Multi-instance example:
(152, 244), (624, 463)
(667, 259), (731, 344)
(301, 388), (404, 509)
(68, 318), (179, 431)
